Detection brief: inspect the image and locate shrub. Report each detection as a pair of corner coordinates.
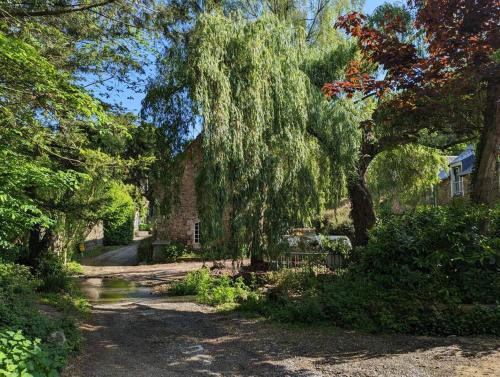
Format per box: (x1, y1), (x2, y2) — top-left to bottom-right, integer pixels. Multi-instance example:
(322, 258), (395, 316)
(169, 268), (253, 306)
(0, 329), (63, 376)
(103, 182), (135, 245)
(198, 275), (251, 306)
(159, 242), (187, 263)
(169, 268), (212, 296)
(0, 263), (37, 298)
(320, 236), (351, 257)
(65, 261), (83, 275)
(359, 202), (500, 304)
(241, 203), (500, 335)
(36, 255), (72, 293)
(138, 223), (151, 232)
(0, 262), (82, 375)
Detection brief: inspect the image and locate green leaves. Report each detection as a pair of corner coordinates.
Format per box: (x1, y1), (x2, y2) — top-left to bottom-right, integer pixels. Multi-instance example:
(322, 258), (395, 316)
(366, 144), (447, 209)
(0, 31), (107, 127)
(0, 27), (149, 255)
(0, 148), (84, 249)
(103, 182), (135, 245)
(0, 329), (61, 377)
(189, 13), (336, 258)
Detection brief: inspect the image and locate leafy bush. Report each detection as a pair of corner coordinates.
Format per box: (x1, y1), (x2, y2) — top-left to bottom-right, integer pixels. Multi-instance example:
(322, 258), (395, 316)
(320, 236), (351, 257)
(159, 242), (187, 263)
(359, 202), (500, 304)
(103, 182), (135, 245)
(0, 329), (62, 376)
(0, 263), (37, 298)
(199, 275), (251, 306)
(36, 255), (72, 293)
(241, 203), (500, 335)
(0, 262), (82, 375)
(64, 261), (83, 275)
(169, 268), (253, 306)
(138, 223), (151, 232)
(169, 268), (212, 296)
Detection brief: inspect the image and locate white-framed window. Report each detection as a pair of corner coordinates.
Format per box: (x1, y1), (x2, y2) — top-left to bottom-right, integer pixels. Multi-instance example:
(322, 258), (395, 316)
(451, 164), (463, 196)
(194, 222), (201, 244)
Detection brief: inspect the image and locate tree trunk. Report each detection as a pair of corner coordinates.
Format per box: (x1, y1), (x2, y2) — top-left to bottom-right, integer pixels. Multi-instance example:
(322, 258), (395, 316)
(348, 128), (378, 247)
(250, 201), (266, 267)
(27, 225), (54, 267)
(472, 78), (500, 204)
(348, 165), (376, 246)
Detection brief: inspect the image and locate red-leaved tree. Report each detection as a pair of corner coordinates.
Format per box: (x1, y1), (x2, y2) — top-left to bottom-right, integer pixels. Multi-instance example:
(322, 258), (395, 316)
(324, 0), (499, 244)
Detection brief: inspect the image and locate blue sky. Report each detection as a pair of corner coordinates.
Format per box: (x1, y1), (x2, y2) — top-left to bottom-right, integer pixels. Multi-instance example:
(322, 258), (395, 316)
(91, 0), (394, 115)
(364, 0), (395, 14)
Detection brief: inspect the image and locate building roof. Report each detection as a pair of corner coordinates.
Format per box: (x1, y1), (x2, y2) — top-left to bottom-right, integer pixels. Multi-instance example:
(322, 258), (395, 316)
(438, 169), (450, 180)
(438, 156), (457, 180)
(438, 145), (476, 181)
(458, 166), (473, 176)
(450, 145), (474, 165)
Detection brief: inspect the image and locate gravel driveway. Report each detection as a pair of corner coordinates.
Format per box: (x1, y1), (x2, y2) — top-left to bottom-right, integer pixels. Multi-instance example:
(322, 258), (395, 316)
(65, 248), (500, 377)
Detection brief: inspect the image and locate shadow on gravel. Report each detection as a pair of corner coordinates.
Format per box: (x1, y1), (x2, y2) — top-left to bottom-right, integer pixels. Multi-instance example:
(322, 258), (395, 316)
(69, 302), (500, 377)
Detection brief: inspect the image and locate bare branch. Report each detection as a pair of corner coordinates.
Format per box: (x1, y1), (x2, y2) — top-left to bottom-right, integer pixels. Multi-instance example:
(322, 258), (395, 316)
(0, 0), (116, 18)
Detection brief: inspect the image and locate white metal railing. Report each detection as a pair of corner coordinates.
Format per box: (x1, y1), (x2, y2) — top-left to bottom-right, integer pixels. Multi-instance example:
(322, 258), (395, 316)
(267, 235), (351, 270)
(268, 251), (344, 270)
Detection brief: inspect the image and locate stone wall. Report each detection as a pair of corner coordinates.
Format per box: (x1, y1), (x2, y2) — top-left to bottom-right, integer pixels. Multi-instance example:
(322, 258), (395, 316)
(435, 175), (473, 205)
(156, 136), (202, 249)
(436, 178), (451, 205)
(84, 221), (103, 250)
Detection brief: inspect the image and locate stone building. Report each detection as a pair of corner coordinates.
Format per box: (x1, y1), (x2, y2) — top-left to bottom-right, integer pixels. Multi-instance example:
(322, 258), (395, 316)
(433, 147), (475, 204)
(155, 136), (203, 249)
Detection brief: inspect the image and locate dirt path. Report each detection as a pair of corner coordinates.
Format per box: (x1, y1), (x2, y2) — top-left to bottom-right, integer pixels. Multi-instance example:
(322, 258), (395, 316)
(84, 236), (151, 267)
(66, 249), (500, 377)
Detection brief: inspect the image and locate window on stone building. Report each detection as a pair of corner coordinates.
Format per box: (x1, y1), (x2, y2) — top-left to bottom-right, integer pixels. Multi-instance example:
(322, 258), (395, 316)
(194, 222), (201, 244)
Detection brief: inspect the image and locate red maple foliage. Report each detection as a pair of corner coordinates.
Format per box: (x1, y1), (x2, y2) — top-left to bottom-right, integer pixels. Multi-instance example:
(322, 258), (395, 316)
(323, 0), (499, 99)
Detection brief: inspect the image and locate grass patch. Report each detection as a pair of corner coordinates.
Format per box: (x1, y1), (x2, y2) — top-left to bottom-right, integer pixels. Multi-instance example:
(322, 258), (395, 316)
(38, 291), (91, 318)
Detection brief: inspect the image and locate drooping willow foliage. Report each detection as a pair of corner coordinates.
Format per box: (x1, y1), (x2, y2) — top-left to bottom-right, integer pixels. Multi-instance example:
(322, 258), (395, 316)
(187, 12), (361, 260)
(367, 144), (447, 211)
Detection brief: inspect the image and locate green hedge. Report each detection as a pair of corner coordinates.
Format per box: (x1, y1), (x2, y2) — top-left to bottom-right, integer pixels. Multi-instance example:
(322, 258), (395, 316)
(359, 201), (500, 305)
(103, 183), (135, 245)
(240, 202), (500, 335)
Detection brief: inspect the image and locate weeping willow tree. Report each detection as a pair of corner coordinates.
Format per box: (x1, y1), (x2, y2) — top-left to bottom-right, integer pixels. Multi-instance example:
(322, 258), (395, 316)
(187, 12), (359, 263)
(366, 145), (447, 212)
(141, 0), (367, 264)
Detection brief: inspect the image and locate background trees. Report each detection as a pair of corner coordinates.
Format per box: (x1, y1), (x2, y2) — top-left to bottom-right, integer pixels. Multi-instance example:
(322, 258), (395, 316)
(0, 1), (159, 263)
(144, 0), (484, 256)
(2, 0), (495, 265)
(323, 0), (499, 243)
